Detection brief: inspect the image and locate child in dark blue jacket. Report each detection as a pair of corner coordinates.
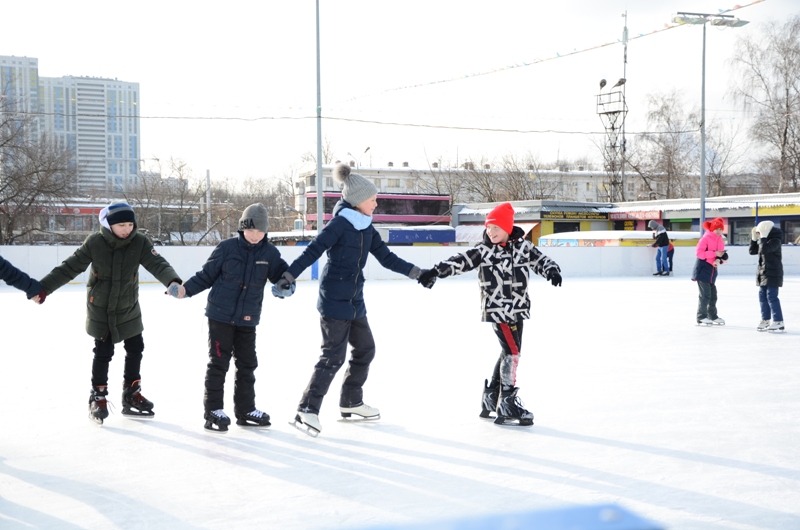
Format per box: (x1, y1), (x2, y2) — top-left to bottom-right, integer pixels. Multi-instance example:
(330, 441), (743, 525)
(170, 204), (292, 432)
(1, 255), (46, 302)
(281, 163), (421, 436)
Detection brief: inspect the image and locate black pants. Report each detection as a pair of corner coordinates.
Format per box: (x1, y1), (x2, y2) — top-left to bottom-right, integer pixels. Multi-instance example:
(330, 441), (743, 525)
(205, 319), (258, 414)
(298, 316), (376, 414)
(696, 281), (719, 321)
(91, 333), (145, 388)
(490, 320), (524, 389)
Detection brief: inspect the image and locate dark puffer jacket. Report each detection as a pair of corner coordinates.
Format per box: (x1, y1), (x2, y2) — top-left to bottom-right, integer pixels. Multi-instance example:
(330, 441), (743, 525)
(183, 233), (289, 326)
(40, 226), (181, 343)
(749, 226), (783, 287)
(286, 200), (416, 321)
(430, 226), (560, 323)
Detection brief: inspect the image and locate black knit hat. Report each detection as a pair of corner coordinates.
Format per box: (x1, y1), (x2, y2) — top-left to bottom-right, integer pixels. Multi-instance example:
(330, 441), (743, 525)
(106, 202), (136, 225)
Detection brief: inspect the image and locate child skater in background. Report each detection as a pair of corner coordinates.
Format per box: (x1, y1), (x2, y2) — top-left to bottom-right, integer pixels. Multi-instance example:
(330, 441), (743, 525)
(1, 254), (46, 303)
(692, 217), (727, 326)
(36, 202), (182, 424)
(169, 204), (294, 432)
(417, 202), (562, 426)
(281, 163), (422, 437)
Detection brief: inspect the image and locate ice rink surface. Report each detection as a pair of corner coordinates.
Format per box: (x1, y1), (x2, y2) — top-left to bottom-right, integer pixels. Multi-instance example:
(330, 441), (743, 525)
(1, 274), (798, 529)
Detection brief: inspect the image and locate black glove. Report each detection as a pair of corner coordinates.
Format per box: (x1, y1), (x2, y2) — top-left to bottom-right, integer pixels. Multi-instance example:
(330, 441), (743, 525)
(418, 268), (438, 289)
(546, 269), (562, 287)
(720, 252), (729, 261)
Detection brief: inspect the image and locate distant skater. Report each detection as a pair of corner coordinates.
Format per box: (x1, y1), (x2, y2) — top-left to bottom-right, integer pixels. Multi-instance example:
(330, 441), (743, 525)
(692, 218), (727, 326)
(649, 220), (670, 276)
(417, 202), (562, 426)
(750, 220), (785, 333)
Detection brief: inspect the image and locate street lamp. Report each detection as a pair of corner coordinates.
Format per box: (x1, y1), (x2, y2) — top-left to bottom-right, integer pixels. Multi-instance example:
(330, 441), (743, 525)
(285, 204), (304, 239)
(672, 11), (749, 232)
(346, 146), (370, 168)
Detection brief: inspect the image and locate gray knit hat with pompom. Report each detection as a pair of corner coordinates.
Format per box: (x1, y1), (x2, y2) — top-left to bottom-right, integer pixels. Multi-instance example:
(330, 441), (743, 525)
(333, 163), (377, 207)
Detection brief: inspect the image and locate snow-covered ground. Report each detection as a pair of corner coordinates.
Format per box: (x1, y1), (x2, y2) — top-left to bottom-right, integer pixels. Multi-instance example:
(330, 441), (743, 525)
(1, 274), (798, 529)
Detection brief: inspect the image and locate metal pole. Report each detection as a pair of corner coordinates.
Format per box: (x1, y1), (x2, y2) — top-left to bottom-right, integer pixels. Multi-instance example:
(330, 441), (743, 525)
(315, 0), (324, 233)
(700, 22), (707, 233)
(206, 169), (211, 232)
(620, 11), (628, 202)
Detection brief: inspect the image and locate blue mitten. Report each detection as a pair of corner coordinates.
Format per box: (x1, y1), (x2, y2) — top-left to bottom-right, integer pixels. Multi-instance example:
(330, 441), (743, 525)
(167, 284), (181, 298)
(272, 280), (296, 299)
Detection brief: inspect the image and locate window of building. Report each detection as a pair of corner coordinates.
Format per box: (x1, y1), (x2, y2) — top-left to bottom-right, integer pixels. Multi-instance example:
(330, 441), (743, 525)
(405, 180), (415, 189)
(585, 182), (593, 191)
(325, 177), (333, 189)
(627, 182), (635, 192)
(387, 179), (400, 188)
(373, 179), (382, 189)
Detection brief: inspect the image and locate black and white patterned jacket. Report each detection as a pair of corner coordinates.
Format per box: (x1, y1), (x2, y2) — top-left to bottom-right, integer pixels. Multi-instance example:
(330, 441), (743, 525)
(432, 226), (560, 323)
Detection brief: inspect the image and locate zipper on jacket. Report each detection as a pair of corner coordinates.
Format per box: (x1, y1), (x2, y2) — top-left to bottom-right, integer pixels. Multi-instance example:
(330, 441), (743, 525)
(350, 231), (364, 319)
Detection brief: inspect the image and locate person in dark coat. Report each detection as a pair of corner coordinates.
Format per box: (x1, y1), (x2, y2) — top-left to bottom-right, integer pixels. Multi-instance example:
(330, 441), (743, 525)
(648, 220), (670, 275)
(39, 202), (182, 424)
(417, 202), (562, 426)
(170, 203), (292, 432)
(1, 255), (46, 302)
(750, 220), (784, 332)
(283, 163), (421, 436)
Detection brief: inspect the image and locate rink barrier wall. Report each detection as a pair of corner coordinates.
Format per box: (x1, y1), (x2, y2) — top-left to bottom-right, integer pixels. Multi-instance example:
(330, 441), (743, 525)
(0, 244), (797, 284)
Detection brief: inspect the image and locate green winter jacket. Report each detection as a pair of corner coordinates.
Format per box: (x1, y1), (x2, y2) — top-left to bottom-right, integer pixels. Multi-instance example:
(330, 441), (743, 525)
(40, 226), (181, 343)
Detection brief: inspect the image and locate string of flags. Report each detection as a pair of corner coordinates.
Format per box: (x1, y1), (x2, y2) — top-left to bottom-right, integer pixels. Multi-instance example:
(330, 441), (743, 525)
(337, 0), (766, 105)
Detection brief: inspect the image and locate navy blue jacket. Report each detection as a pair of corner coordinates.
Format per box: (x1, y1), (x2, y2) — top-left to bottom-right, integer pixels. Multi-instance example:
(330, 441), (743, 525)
(286, 200), (416, 320)
(183, 233), (289, 326)
(0, 255), (42, 298)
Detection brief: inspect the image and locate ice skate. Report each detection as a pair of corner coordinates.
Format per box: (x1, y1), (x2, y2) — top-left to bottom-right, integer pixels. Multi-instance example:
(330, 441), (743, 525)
(757, 319), (770, 331)
(204, 409), (231, 433)
(121, 380), (154, 418)
(494, 387), (534, 427)
(710, 317), (725, 326)
(291, 411), (321, 437)
(89, 386), (109, 425)
(235, 409), (271, 428)
(340, 402), (380, 420)
(697, 317), (714, 326)
(479, 379), (499, 419)
(767, 320), (785, 333)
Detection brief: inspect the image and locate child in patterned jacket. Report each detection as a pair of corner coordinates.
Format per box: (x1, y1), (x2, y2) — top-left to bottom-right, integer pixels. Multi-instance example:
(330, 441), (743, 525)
(417, 202), (562, 426)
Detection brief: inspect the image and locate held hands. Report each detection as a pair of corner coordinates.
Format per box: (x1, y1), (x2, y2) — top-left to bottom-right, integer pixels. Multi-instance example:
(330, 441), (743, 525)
(546, 269), (562, 287)
(417, 268), (438, 289)
(272, 272), (296, 299)
(30, 289), (47, 305)
(167, 282), (186, 299)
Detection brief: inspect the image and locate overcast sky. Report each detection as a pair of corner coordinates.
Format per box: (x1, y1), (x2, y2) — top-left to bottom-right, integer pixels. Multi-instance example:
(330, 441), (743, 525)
(3, 0), (798, 183)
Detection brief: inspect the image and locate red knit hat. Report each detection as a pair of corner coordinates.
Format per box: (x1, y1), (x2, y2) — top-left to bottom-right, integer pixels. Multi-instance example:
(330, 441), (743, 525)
(485, 202), (515, 235)
(702, 217), (724, 232)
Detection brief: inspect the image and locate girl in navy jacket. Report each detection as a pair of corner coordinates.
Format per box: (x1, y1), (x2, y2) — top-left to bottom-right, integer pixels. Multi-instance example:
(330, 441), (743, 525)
(284, 163), (420, 436)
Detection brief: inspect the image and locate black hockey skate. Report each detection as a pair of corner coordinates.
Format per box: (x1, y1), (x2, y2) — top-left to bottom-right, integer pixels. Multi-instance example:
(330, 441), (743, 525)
(89, 386), (109, 425)
(121, 380), (154, 418)
(479, 379), (499, 419)
(236, 409), (271, 428)
(204, 409), (231, 433)
(494, 387), (534, 427)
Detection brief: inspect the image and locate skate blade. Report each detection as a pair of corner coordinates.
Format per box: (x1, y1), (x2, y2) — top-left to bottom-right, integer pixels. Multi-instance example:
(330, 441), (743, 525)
(203, 421), (230, 434)
(340, 413), (380, 421)
(89, 414), (105, 426)
(768, 329), (786, 333)
(236, 420), (272, 428)
(290, 419), (320, 438)
(122, 409), (155, 419)
(493, 416), (534, 427)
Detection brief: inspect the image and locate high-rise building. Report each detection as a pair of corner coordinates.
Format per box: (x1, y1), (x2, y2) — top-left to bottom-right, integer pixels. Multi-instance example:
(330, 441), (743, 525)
(0, 55), (140, 193)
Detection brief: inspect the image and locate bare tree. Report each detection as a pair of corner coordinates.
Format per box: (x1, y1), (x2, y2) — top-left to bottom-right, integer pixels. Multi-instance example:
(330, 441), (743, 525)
(301, 134), (336, 165)
(500, 152), (563, 201)
(731, 15), (800, 193)
(627, 90), (700, 199)
(0, 94), (75, 244)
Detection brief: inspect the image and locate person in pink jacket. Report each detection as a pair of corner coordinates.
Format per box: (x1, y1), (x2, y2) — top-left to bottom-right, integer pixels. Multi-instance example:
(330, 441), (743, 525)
(691, 218), (727, 325)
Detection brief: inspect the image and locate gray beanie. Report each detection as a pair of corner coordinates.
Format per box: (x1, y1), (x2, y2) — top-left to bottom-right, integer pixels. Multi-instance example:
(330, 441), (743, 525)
(333, 163), (377, 207)
(239, 203), (269, 233)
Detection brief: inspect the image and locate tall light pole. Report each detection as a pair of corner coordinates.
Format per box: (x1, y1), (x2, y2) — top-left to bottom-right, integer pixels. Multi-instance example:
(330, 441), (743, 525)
(672, 12), (749, 232)
(315, 0), (324, 233)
